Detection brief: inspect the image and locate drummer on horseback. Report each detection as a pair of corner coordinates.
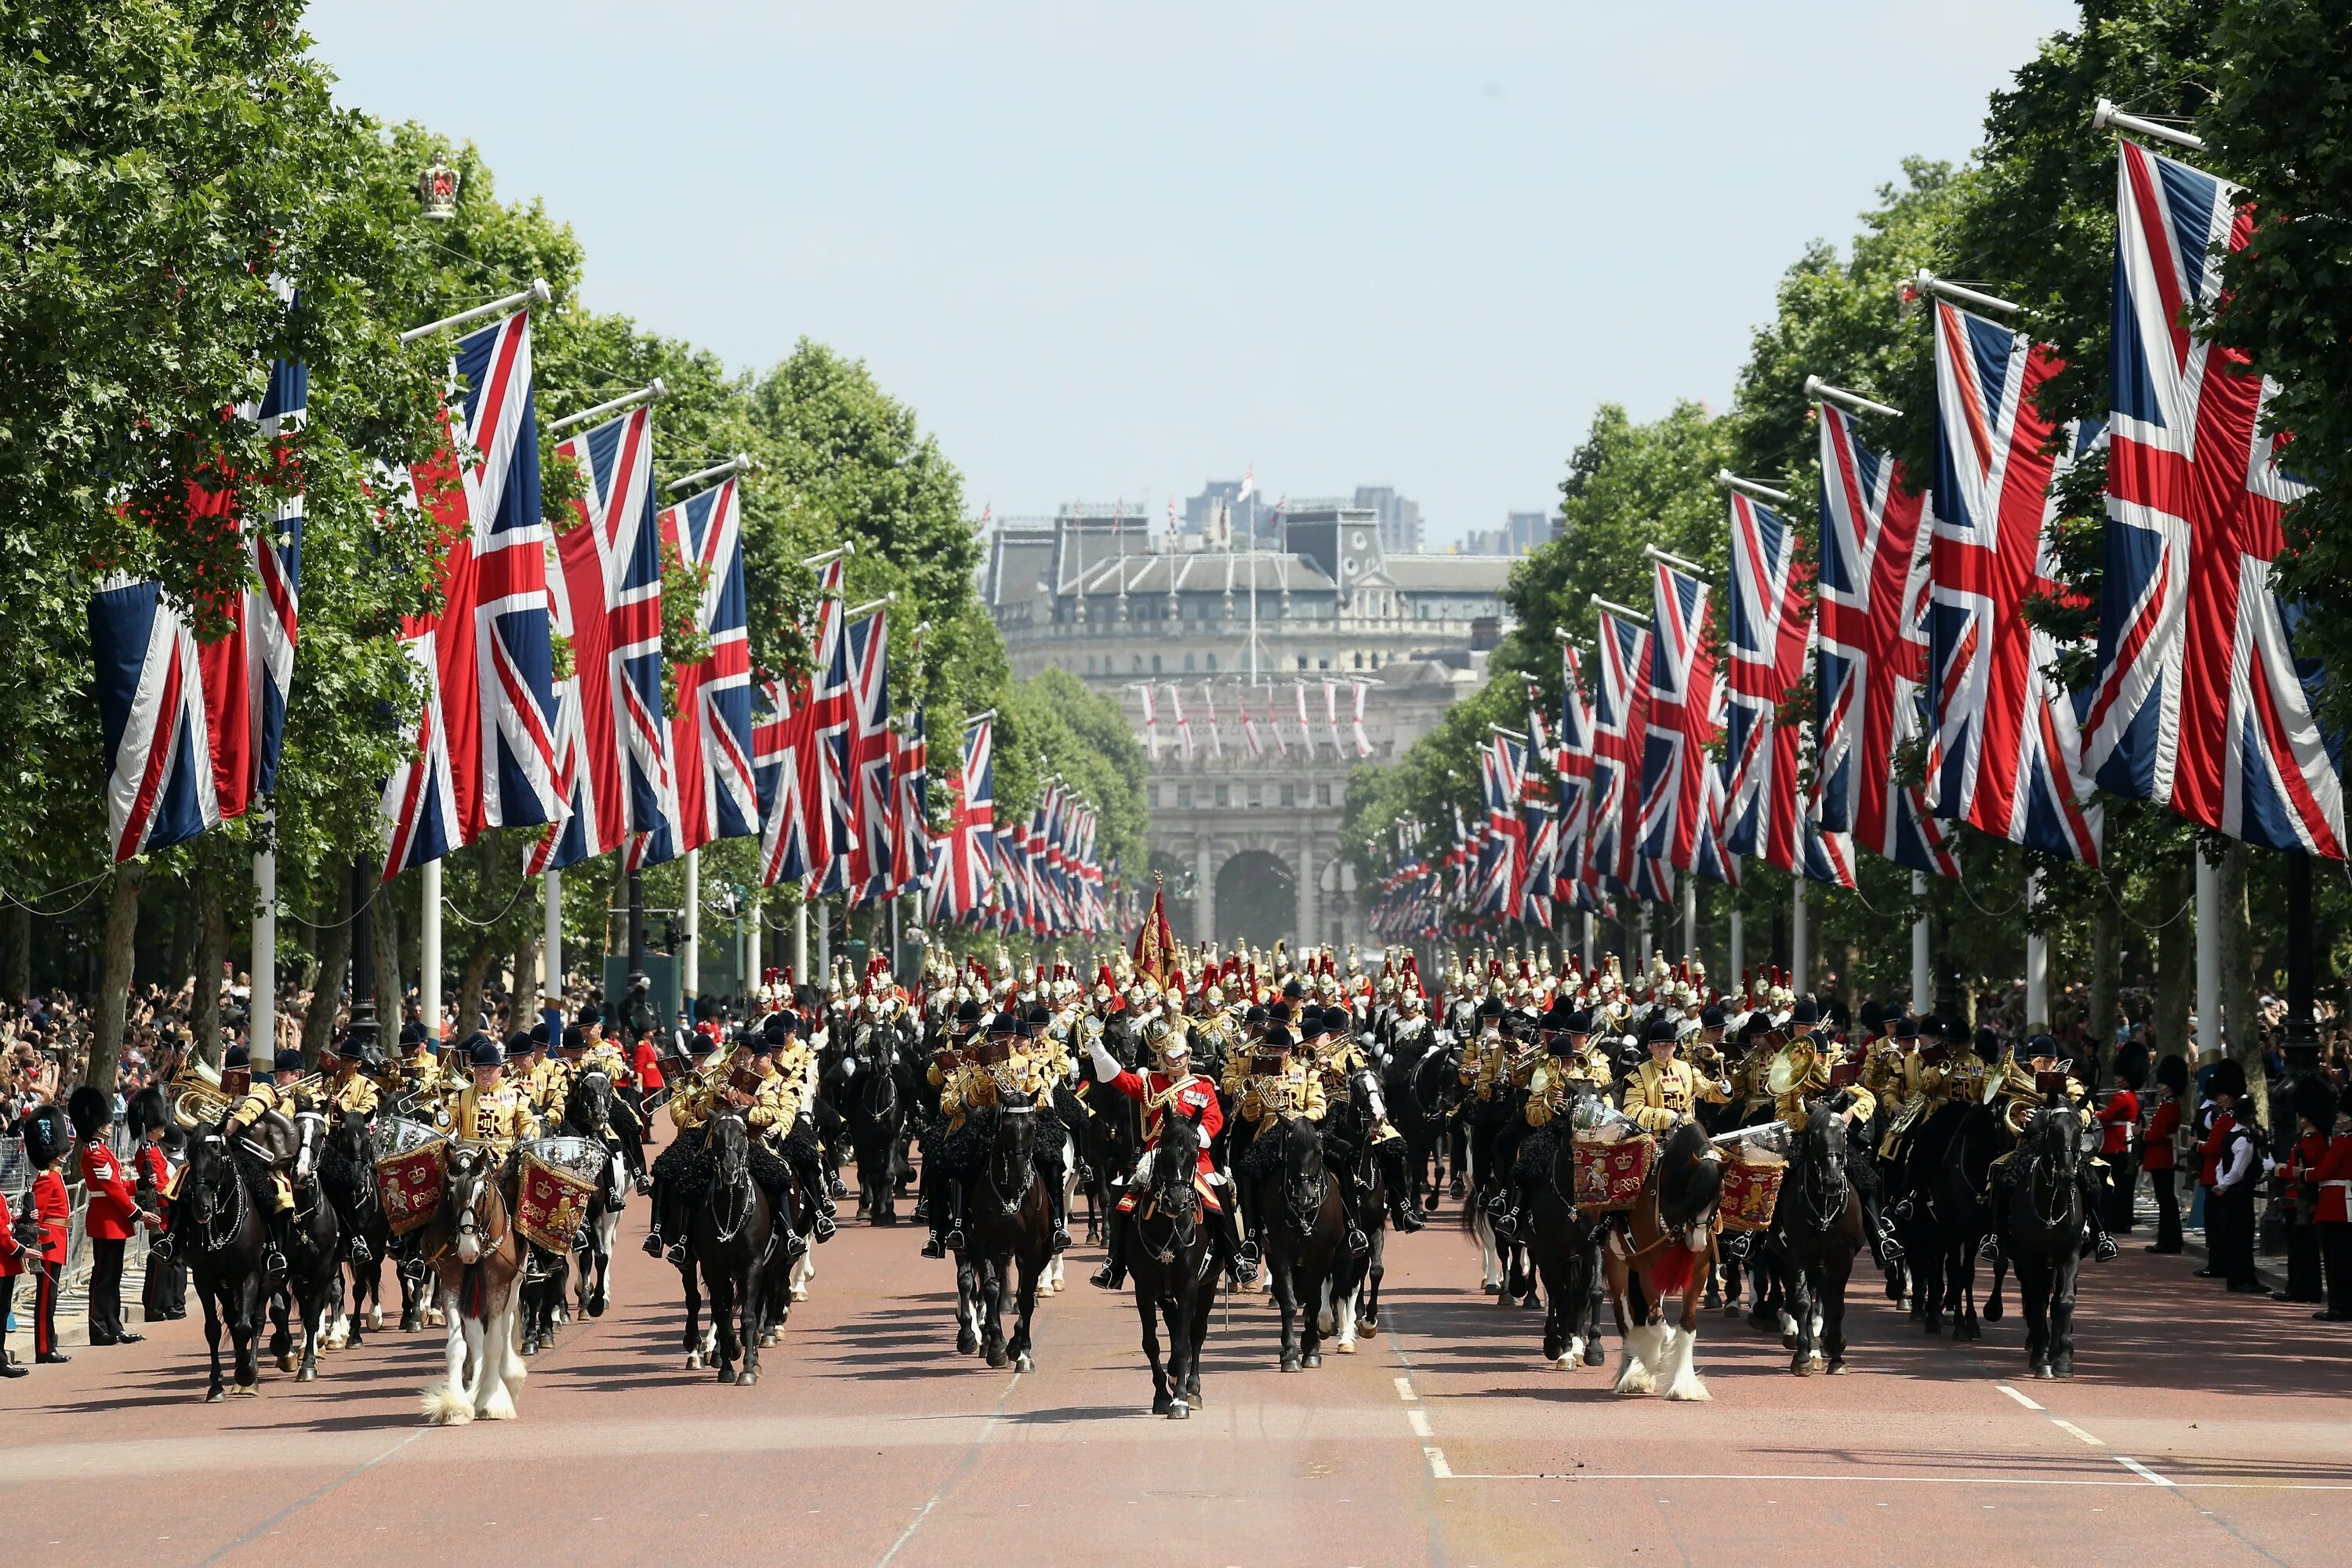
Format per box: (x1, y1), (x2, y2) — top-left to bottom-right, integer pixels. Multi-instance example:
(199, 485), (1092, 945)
(1489, 1002), (1602, 1239)
(445, 1033), (542, 1155)
(1621, 1014), (1732, 1134)
(1085, 1016), (1248, 1291)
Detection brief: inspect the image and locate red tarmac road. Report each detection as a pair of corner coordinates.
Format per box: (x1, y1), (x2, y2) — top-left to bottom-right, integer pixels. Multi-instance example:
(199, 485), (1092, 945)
(4, 1186), (2348, 1568)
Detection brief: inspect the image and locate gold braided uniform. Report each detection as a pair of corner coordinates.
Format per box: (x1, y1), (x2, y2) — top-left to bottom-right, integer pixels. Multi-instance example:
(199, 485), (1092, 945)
(1460, 1034), (1512, 1102)
(743, 1058), (806, 1137)
(445, 1080), (541, 1153)
(1620, 1058), (1731, 1135)
(322, 1066), (379, 1120)
(1771, 1049), (1877, 1131)
(670, 1062), (724, 1133)
(1239, 1058), (1327, 1129)
(1876, 1051), (1952, 1158)
(942, 1045), (1040, 1125)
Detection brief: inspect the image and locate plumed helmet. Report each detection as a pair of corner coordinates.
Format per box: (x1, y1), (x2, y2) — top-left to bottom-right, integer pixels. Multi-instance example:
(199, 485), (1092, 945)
(20, 1102), (71, 1167)
(2208, 1057), (2248, 1099)
(67, 1083), (112, 1140)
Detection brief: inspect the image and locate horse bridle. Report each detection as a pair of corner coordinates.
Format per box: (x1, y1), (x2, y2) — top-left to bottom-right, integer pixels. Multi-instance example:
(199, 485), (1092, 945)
(985, 1104), (1036, 1214)
(452, 1151), (508, 1258)
(1282, 1120), (1330, 1232)
(2026, 1110), (2077, 1229)
(1792, 1117), (1851, 1233)
(191, 1132), (245, 1252)
(708, 1112), (757, 1243)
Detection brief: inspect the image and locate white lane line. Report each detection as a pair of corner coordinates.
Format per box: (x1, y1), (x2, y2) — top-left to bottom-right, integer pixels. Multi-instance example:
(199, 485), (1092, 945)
(1424, 1447), (1455, 1479)
(1426, 1471), (2347, 1490)
(2051, 1420), (2106, 1448)
(1995, 1383), (2045, 1410)
(1406, 1408), (1433, 1439)
(1394, 1376), (1417, 1401)
(874, 1369), (1024, 1568)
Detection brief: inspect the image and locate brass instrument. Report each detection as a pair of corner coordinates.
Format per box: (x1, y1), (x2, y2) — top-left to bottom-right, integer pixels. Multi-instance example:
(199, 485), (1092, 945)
(1765, 1040), (1817, 1098)
(1984, 1057), (2033, 1107)
(2003, 1095), (2037, 1136)
(170, 1058), (229, 1130)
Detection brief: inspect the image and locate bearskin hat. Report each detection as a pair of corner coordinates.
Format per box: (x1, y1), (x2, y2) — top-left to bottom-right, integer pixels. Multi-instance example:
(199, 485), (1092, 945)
(2208, 1057), (2248, 1099)
(20, 1102), (71, 1168)
(67, 1083), (112, 1140)
(2292, 1073), (2338, 1131)
(2155, 1052), (2190, 1095)
(125, 1084), (169, 1140)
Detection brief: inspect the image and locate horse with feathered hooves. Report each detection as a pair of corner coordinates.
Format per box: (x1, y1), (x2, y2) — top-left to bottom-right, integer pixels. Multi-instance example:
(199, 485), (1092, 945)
(419, 1142), (526, 1424)
(1601, 1120), (1722, 1401)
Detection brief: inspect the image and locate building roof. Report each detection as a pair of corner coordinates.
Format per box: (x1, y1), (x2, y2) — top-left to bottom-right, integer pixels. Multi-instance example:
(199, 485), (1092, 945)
(1382, 554), (1517, 592)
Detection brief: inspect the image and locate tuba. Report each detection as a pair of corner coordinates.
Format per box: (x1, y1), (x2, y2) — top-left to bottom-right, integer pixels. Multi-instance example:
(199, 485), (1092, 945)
(170, 1057), (230, 1130)
(1765, 1039), (1817, 1098)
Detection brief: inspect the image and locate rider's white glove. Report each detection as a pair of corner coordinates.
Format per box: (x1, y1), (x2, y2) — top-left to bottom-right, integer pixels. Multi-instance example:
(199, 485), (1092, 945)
(840, 1057), (858, 1078)
(1087, 1039), (1122, 1083)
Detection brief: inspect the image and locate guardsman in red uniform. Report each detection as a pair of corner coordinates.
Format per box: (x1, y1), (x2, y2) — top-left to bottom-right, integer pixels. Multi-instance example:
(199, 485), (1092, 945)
(128, 1088), (187, 1322)
(2312, 1086), (2352, 1322)
(2096, 1073), (2141, 1235)
(2143, 1053), (2188, 1253)
(1083, 1018), (1246, 1291)
(69, 1086), (155, 1345)
(0, 1126), (27, 1377)
(2275, 1078), (2339, 1305)
(20, 1103), (73, 1363)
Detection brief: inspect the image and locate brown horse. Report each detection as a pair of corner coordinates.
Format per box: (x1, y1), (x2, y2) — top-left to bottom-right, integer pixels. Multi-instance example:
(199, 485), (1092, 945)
(1600, 1120), (1722, 1401)
(419, 1142), (526, 1424)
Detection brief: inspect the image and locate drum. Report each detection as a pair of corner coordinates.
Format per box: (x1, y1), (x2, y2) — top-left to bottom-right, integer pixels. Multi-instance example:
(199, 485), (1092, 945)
(372, 1118), (448, 1236)
(1571, 1129), (1654, 1213)
(516, 1135), (607, 1254)
(1719, 1148), (1786, 1232)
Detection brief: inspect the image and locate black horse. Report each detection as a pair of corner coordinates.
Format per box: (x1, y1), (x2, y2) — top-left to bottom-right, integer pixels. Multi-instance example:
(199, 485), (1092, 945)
(1125, 1109), (1217, 1418)
(845, 1021), (909, 1225)
(1523, 1099), (1606, 1369)
(1382, 1031), (1461, 1214)
(1907, 1100), (2009, 1339)
(1764, 1104), (1863, 1375)
(269, 1105), (342, 1382)
(1987, 1097), (2085, 1379)
(691, 1108), (782, 1386)
(179, 1128), (271, 1399)
(1261, 1113), (1348, 1374)
(317, 1112), (399, 1348)
(1075, 1027), (1143, 1243)
(561, 1069), (631, 1319)
(956, 1100), (1055, 1371)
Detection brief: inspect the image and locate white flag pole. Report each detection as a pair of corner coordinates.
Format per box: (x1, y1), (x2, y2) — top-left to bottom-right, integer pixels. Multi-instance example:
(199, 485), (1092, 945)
(2025, 868), (2049, 1032)
(1910, 870), (1930, 1014)
(420, 858), (443, 1040)
(684, 848), (701, 1022)
(2195, 850), (2220, 1057)
(252, 810), (276, 1067)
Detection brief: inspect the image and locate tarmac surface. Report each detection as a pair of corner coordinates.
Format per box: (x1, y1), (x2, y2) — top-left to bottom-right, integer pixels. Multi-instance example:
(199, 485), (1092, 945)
(4, 1174), (2348, 1568)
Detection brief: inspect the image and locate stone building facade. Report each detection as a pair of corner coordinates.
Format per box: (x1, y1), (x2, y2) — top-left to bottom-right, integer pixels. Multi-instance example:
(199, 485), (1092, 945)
(985, 501), (1513, 952)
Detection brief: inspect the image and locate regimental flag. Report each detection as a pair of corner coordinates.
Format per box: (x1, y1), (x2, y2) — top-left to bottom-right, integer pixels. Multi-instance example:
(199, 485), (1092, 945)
(1926, 298), (2103, 864)
(92, 324), (306, 863)
(891, 706), (931, 895)
(381, 309), (562, 875)
(634, 477), (757, 869)
(754, 672), (813, 887)
(946, 715), (995, 919)
(1553, 647), (1599, 909)
(1638, 559), (1717, 874)
(2082, 139), (2342, 858)
(840, 609), (892, 898)
(1721, 489), (1809, 873)
(1133, 882), (1176, 986)
(531, 405), (665, 874)
(1585, 610), (1653, 895)
(1813, 403), (1958, 877)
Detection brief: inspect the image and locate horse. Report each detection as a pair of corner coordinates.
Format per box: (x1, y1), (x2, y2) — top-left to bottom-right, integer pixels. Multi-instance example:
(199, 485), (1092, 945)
(1912, 1100), (2009, 1340)
(690, 1108), (782, 1385)
(956, 1099), (1055, 1371)
(1523, 1100), (1606, 1370)
(250, 1102), (341, 1384)
(1987, 1097), (2086, 1379)
(1383, 1031), (1460, 1214)
(1465, 1083), (1531, 1303)
(1261, 1112), (1349, 1374)
(1601, 1120), (1722, 1401)
(1764, 1103), (1863, 1376)
(561, 1069), (631, 1321)
(178, 1127), (271, 1400)
(315, 1111), (396, 1350)
(844, 1020), (907, 1225)
(419, 1142), (526, 1424)
(1321, 1081), (1389, 1352)
(1124, 1109), (1218, 1418)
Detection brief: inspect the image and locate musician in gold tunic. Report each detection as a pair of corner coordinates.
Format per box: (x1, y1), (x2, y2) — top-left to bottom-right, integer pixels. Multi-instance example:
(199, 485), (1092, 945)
(316, 1038), (381, 1121)
(1620, 1015), (1732, 1134)
(1979, 1035), (2120, 1264)
(441, 1033), (541, 1155)
(1231, 1022), (1329, 1265)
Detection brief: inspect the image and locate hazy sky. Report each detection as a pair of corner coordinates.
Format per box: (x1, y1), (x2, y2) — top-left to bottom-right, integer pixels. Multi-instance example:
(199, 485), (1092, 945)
(305, 1), (2076, 546)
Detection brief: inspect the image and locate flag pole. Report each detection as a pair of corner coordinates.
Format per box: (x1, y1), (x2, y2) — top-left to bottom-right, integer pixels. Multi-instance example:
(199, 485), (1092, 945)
(667, 452), (755, 495)
(546, 378), (666, 435)
(1715, 470), (1795, 505)
(2025, 867), (2048, 1032)
(420, 858), (442, 1040)
(1803, 376), (1903, 421)
(683, 849), (701, 1025)
(544, 868), (564, 1033)
(2092, 97), (2207, 154)
(252, 810), (276, 1069)
(399, 278), (551, 344)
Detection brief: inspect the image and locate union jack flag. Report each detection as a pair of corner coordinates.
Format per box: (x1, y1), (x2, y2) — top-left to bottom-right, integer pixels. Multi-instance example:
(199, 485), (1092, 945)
(808, 562), (858, 892)
(841, 610), (892, 898)
(1689, 679), (1740, 886)
(891, 706), (931, 895)
(1926, 299), (2102, 864)
(1638, 559), (1716, 873)
(93, 336), (306, 862)
(942, 715), (995, 920)
(531, 405), (665, 874)
(2082, 140), (2342, 857)
(753, 671), (813, 886)
(1552, 648), (1600, 910)
(1720, 488), (1809, 874)
(380, 309), (562, 875)
(1813, 402), (1956, 877)
(1584, 609), (1652, 895)
(635, 477), (757, 869)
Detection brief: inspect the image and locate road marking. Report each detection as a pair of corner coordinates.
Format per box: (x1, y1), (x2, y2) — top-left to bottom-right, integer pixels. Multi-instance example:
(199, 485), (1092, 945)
(1995, 1384), (2044, 1410)
(1422, 1471), (2347, 1490)
(875, 1369), (1024, 1568)
(1424, 1447), (1455, 1479)
(1394, 1376), (1417, 1401)
(2051, 1420), (2106, 1448)
(1406, 1408), (1433, 1439)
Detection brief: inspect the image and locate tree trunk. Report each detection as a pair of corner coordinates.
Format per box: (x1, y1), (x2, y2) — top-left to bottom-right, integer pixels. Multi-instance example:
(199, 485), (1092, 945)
(2216, 843), (2264, 1127)
(189, 862), (228, 1064)
(0, 901), (28, 1003)
(167, 873), (198, 990)
(2154, 858), (2193, 1068)
(85, 860), (147, 1092)
(299, 874), (353, 1067)
(514, 932), (539, 1016)
(456, 932), (499, 1045)
(373, 883), (402, 1033)
(2089, 893), (2121, 1081)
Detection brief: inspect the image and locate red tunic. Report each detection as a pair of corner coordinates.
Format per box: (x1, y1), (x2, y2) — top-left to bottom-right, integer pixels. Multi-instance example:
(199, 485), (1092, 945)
(31, 1169), (69, 1265)
(2313, 1132), (2352, 1225)
(1099, 1067), (1222, 1174)
(2142, 1098), (2182, 1171)
(2096, 1088), (2139, 1157)
(632, 1040), (664, 1092)
(0, 1200), (22, 1278)
(82, 1140), (140, 1241)
(2198, 1109), (2236, 1189)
